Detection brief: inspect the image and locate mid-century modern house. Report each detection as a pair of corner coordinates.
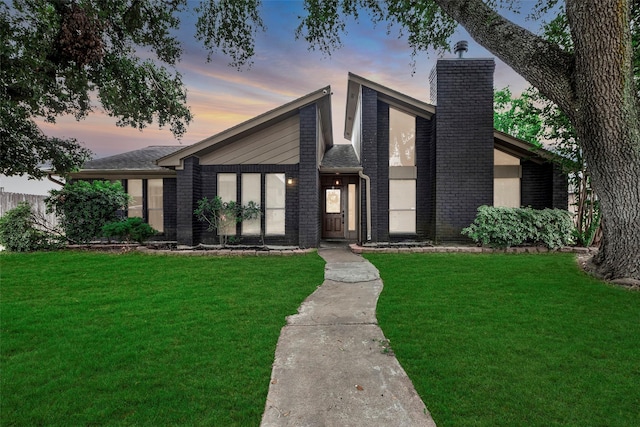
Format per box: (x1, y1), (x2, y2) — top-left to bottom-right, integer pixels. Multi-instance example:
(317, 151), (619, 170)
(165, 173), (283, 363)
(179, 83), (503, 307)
(72, 55), (568, 247)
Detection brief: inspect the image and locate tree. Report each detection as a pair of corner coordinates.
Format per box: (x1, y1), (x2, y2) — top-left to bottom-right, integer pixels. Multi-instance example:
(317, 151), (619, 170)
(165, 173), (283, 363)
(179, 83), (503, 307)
(1, 0), (192, 178)
(493, 87), (542, 146)
(290, 0), (640, 280)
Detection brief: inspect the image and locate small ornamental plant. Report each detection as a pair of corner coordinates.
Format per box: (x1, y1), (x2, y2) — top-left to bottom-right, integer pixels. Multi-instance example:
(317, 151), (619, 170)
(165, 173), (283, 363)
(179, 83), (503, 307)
(102, 217), (157, 244)
(194, 197), (261, 246)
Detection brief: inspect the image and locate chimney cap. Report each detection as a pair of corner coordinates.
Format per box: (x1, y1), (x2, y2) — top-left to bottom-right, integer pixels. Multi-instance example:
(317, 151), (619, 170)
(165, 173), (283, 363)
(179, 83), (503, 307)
(454, 40), (468, 58)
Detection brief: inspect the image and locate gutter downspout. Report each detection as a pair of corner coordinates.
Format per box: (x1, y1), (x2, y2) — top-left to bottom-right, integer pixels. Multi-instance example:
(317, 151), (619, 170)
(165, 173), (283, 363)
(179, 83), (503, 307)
(358, 170), (371, 241)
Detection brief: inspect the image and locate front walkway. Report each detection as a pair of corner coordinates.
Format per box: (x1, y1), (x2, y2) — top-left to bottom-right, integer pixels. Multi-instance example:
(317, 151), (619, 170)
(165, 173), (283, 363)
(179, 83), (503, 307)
(260, 242), (436, 426)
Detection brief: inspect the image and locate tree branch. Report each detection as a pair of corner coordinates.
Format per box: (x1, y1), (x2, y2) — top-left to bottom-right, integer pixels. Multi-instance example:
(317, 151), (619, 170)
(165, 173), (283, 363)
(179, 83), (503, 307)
(434, 0), (578, 119)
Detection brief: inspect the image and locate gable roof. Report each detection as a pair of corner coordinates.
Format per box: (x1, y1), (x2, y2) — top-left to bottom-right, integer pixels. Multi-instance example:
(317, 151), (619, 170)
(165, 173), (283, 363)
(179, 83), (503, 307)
(344, 73), (436, 140)
(157, 86), (333, 168)
(320, 144), (362, 173)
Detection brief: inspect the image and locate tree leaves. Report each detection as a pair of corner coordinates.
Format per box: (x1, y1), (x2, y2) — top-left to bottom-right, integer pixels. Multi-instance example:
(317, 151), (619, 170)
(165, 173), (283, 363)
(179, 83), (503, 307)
(196, 0), (266, 68)
(2, 0), (191, 178)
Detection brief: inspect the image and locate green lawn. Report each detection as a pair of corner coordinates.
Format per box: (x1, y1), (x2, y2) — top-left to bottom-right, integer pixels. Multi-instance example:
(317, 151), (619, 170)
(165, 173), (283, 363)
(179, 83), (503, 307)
(367, 253), (640, 427)
(1, 251), (325, 426)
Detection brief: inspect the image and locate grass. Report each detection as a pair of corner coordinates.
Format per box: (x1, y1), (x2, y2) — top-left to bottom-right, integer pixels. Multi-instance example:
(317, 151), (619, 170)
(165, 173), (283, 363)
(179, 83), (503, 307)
(366, 252), (640, 427)
(1, 251), (325, 426)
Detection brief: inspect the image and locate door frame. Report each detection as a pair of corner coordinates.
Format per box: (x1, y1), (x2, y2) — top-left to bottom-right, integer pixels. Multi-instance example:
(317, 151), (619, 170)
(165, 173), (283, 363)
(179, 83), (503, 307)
(320, 174), (359, 241)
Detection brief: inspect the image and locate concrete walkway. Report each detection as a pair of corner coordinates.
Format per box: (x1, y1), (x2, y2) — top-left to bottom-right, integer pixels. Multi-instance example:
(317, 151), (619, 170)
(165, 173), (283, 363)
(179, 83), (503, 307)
(260, 242), (436, 426)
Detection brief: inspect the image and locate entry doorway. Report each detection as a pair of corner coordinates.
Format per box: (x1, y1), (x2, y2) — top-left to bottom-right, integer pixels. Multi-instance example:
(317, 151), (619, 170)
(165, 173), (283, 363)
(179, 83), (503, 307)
(321, 174), (359, 240)
(323, 187), (344, 238)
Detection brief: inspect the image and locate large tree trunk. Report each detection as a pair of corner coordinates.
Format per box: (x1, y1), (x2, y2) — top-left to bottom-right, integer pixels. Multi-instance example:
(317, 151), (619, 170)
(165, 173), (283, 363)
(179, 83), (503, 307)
(566, 0), (640, 280)
(436, 0), (640, 280)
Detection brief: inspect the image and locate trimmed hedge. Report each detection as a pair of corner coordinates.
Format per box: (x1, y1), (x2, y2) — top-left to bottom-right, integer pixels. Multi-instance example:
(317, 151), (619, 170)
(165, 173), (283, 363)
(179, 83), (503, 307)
(462, 206), (574, 249)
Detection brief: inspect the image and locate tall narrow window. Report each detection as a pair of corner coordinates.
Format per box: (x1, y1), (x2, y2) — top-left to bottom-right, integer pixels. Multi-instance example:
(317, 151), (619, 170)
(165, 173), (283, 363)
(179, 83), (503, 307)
(242, 173), (261, 235)
(389, 107), (417, 233)
(217, 173), (237, 235)
(266, 173), (285, 235)
(147, 179), (163, 232)
(348, 183), (356, 231)
(127, 179), (143, 219)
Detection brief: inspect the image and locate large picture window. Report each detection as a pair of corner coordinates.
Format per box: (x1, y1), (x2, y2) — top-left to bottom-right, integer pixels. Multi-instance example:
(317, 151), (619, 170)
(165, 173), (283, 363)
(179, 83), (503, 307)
(266, 173), (285, 235)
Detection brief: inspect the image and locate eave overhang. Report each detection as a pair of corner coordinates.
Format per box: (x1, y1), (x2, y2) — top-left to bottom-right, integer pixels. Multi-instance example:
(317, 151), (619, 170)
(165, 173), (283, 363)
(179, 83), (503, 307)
(70, 169), (177, 180)
(493, 130), (562, 165)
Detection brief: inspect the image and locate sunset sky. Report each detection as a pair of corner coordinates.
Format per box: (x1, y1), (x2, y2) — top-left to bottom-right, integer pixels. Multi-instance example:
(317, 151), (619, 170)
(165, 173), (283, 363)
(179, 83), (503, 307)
(3, 1), (550, 194)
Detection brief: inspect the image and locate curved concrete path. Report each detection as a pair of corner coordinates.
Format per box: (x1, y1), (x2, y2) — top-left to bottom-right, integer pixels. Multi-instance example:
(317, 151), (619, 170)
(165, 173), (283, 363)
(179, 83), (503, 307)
(260, 242), (436, 426)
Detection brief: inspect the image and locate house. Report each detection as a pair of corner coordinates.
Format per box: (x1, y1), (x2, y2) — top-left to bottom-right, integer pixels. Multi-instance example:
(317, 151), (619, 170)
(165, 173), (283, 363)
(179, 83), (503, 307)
(72, 56), (568, 247)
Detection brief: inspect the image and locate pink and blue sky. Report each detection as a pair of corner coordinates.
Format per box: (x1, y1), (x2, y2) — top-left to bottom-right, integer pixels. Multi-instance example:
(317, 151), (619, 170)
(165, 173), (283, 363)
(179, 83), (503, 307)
(3, 1), (548, 194)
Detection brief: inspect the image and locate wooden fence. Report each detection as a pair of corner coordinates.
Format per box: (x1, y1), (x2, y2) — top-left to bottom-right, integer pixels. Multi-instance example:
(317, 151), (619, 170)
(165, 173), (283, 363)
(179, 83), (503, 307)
(0, 192), (58, 228)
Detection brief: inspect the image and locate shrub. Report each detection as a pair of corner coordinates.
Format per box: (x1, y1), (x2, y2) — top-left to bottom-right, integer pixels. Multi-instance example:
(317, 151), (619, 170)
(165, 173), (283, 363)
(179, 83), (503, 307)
(102, 217), (157, 244)
(462, 205), (574, 249)
(46, 180), (130, 244)
(194, 197), (261, 246)
(0, 202), (62, 251)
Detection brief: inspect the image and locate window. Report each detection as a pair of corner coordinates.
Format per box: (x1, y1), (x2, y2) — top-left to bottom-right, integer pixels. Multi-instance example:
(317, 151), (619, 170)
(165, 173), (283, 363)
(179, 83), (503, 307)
(266, 173), (285, 235)
(217, 173), (236, 202)
(389, 107), (415, 167)
(348, 183), (356, 231)
(217, 173), (237, 235)
(494, 149), (521, 208)
(389, 107), (416, 233)
(389, 180), (416, 233)
(147, 179), (163, 232)
(242, 174), (261, 235)
(127, 179), (143, 219)
(125, 179), (163, 232)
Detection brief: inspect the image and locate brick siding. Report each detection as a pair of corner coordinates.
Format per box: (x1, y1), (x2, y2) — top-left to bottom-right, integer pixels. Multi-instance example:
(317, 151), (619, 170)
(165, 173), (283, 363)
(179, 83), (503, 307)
(433, 59), (495, 242)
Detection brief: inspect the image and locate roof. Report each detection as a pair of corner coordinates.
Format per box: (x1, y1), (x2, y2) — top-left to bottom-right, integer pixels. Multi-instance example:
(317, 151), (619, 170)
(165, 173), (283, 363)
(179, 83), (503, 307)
(71, 75), (559, 178)
(157, 86), (333, 168)
(320, 144), (362, 173)
(71, 145), (182, 179)
(344, 73), (436, 140)
(493, 130), (560, 164)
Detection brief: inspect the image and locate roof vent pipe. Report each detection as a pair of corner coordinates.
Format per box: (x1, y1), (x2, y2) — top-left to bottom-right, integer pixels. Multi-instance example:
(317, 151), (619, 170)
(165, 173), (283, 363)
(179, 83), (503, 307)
(454, 40), (468, 58)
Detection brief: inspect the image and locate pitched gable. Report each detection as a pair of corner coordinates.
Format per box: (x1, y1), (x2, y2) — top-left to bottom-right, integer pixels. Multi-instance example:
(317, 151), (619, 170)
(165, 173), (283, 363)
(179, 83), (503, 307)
(157, 86), (332, 169)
